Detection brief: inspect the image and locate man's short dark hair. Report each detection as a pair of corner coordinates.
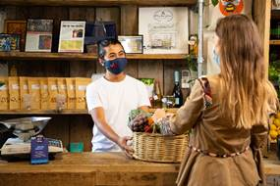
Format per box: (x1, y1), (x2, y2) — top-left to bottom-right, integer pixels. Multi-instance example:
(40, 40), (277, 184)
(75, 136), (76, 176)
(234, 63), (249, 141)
(98, 39), (123, 59)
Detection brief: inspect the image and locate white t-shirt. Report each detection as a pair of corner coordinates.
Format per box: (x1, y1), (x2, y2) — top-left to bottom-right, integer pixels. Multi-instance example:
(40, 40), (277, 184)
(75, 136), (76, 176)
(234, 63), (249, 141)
(86, 75), (150, 152)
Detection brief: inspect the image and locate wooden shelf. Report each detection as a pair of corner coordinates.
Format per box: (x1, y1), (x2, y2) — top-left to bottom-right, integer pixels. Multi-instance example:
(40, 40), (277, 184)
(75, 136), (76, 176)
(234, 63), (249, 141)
(0, 52), (187, 61)
(271, 10), (280, 19)
(149, 108), (178, 114)
(0, 108), (178, 115)
(0, 110), (89, 115)
(0, 0), (197, 6)
(270, 40), (280, 45)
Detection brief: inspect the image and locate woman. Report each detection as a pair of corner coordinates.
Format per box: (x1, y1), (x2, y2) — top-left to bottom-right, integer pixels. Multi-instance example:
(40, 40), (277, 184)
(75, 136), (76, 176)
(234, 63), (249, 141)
(132, 14), (278, 186)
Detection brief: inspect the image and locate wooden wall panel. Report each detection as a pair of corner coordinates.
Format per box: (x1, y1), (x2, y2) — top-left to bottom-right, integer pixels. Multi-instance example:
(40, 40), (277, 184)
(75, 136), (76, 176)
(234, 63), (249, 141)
(5, 6), (27, 19)
(69, 7), (95, 21)
(138, 60), (163, 93)
(163, 60), (187, 95)
(253, 0), (271, 75)
(42, 116), (70, 149)
(69, 115), (93, 152)
(13, 61), (69, 77)
(121, 5), (138, 35)
(95, 7), (120, 34)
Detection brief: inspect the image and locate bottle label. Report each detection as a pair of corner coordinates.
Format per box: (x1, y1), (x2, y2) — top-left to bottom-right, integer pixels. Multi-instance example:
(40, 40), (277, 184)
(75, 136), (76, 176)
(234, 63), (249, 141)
(175, 97), (180, 105)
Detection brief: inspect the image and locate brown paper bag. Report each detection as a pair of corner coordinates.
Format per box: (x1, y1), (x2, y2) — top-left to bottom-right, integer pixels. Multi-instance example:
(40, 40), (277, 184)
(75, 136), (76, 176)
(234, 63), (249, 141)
(0, 77), (9, 110)
(8, 77), (20, 110)
(66, 78), (76, 110)
(57, 78), (67, 110)
(47, 77), (58, 110)
(28, 77), (41, 110)
(19, 77), (30, 110)
(40, 78), (49, 110)
(75, 78), (91, 110)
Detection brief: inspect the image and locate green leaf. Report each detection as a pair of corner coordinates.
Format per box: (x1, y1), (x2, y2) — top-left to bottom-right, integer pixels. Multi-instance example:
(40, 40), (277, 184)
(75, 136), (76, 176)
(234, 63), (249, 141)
(212, 0), (219, 6)
(0, 82), (4, 87)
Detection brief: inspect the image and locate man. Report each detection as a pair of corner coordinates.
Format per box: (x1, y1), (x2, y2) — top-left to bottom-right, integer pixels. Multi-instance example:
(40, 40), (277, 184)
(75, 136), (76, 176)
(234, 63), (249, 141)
(86, 39), (150, 156)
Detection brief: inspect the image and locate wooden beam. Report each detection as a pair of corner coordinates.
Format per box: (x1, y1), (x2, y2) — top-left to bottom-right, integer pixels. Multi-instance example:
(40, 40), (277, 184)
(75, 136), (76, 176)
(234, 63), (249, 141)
(0, 52), (188, 60)
(253, 0), (271, 76)
(0, 0), (197, 6)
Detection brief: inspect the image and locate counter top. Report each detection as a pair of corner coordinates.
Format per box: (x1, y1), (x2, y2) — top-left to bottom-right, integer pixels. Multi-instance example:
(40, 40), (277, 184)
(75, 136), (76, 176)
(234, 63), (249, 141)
(0, 152), (180, 186)
(0, 152), (279, 186)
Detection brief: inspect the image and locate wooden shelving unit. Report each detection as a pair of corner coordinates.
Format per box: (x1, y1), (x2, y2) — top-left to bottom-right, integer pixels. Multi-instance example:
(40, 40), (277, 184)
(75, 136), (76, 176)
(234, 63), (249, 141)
(0, 52), (188, 61)
(0, 110), (89, 115)
(0, 108), (178, 115)
(0, 0), (197, 6)
(270, 40), (280, 45)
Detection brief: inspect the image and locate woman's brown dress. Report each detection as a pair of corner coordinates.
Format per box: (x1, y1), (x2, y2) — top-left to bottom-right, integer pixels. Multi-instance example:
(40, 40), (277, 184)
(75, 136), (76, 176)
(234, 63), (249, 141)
(169, 75), (275, 186)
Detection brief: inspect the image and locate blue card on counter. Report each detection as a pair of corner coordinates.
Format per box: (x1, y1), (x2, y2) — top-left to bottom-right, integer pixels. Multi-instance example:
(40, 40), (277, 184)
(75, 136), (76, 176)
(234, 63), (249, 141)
(31, 135), (49, 164)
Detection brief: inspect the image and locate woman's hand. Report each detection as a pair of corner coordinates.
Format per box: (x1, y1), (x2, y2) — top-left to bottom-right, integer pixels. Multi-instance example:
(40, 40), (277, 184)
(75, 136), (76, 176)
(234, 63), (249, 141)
(117, 136), (134, 158)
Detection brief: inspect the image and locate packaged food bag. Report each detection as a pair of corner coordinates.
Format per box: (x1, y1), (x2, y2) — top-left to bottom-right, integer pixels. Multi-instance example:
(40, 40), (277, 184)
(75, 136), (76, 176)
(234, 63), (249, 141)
(0, 77), (9, 110)
(75, 78), (91, 110)
(8, 77), (20, 110)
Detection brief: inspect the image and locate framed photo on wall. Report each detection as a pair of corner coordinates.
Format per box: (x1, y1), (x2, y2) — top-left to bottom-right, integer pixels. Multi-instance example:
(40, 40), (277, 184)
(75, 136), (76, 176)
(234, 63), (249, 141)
(4, 20), (26, 51)
(139, 7), (189, 54)
(58, 21), (86, 53)
(25, 19), (53, 52)
(118, 35), (143, 54)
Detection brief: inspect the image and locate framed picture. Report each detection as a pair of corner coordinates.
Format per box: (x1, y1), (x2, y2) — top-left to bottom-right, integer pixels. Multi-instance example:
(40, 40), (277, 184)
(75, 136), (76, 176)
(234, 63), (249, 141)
(118, 35), (143, 54)
(4, 20), (26, 51)
(25, 19), (53, 52)
(138, 7), (189, 54)
(0, 34), (11, 52)
(58, 21), (86, 53)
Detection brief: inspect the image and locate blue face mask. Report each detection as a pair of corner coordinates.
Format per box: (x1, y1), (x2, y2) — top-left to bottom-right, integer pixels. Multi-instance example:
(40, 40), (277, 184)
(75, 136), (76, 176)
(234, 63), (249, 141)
(104, 58), (127, 75)
(213, 48), (220, 66)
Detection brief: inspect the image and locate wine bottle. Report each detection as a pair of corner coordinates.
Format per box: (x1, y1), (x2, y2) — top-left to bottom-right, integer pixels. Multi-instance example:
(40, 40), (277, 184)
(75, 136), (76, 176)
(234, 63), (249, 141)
(172, 71), (183, 108)
(152, 80), (162, 108)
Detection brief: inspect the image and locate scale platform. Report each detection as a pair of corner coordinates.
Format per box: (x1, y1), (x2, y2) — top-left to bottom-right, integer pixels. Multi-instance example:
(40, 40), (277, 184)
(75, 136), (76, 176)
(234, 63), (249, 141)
(0, 137), (63, 160)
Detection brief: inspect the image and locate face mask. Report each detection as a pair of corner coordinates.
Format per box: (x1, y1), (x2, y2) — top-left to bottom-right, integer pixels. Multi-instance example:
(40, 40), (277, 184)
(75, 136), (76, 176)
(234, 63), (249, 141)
(104, 58), (127, 75)
(213, 48), (220, 66)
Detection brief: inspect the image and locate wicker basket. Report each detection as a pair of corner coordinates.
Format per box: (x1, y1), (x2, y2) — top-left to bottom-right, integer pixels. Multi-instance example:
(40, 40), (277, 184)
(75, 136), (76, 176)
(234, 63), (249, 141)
(132, 132), (188, 163)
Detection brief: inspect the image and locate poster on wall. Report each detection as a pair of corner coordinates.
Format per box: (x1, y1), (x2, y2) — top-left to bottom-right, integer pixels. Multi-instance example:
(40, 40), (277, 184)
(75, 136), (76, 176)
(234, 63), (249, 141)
(138, 7), (189, 54)
(118, 35), (143, 54)
(25, 19), (53, 52)
(58, 21), (86, 53)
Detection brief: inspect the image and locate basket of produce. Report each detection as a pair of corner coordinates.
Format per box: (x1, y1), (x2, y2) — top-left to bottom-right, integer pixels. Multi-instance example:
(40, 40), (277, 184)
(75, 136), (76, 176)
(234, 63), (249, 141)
(129, 109), (188, 163)
(269, 112), (280, 151)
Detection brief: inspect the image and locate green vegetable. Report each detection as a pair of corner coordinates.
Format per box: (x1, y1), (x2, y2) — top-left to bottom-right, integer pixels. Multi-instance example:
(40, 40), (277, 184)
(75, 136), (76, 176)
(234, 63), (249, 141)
(128, 109), (152, 122)
(0, 82), (4, 87)
(212, 0), (219, 6)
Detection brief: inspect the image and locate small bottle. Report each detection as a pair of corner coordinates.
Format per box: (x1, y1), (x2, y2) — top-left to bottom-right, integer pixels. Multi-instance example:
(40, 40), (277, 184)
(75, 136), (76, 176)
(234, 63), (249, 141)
(152, 80), (162, 108)
(172, 71), (183, 108)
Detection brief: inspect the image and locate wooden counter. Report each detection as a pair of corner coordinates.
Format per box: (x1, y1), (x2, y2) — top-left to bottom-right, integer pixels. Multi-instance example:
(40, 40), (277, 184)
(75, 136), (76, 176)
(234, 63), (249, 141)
(0, 152), (279, 186)
(0, 152), (180, 186)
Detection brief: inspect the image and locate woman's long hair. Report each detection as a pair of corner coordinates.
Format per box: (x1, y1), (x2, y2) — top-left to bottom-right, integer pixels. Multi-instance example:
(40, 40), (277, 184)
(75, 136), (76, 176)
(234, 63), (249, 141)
(216, 14), (278, 129)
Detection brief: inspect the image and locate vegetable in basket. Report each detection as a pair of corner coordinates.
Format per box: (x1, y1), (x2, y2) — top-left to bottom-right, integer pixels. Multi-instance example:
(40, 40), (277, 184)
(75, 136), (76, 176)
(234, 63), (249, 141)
(128, 109), (161, 133)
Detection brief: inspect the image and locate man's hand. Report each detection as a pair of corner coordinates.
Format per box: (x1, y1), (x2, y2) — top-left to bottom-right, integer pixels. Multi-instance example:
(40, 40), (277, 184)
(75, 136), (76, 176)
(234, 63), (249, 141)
(128, 114), (147, 132)
(117, 136), (134, 158)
